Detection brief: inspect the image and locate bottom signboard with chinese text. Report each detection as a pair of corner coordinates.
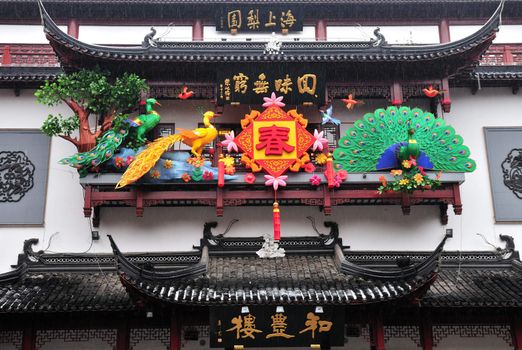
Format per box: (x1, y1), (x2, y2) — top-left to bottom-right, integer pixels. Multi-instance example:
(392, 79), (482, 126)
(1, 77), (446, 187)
(210, 305), (345, 348)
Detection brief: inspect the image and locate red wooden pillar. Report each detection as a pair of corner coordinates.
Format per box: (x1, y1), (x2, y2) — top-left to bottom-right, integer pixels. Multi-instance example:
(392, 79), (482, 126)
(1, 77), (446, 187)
(440, 78), (451, 113)
(390, 82), (403, 106)
(67, 18), (79, 38)
(315, 19), (327, 41)
(171, 310), (182, 350)
(504, 45), (514, 64)
(419, 312), (433, 350)
(438, 18), (450, 43)
(513, 314), (522, 350)
(371, 312), (385, 350)
(22, 324), (35, 350)
(193, 19), (204, 41)
(1, 45), (12, 65)
(116, 319), (130, 350)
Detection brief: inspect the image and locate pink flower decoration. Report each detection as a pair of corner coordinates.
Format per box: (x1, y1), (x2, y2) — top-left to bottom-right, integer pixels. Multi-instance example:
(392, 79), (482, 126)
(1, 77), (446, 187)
(221, 131), (238, 153)
(244, 173), (256, 184)
(262, 92), (285, 108)
(125, 156), (135, 166)
(304, 162), (316, 173)
(337, 169), (348, 181)
(309, 175), (321, 186)
(312, 129), (328, 152)
(333, 174), (342, 188)
(264, 175), (288, 191)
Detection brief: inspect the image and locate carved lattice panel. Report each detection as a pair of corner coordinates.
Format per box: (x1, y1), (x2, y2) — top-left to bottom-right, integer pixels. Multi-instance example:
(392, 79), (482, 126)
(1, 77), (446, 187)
(345, 324), (370, 350)
(433, 325), (512, 349)
(130, 328), (170, 350)
(0, 330), (23, 350)
(36, 329), (116, 350)
(384, 325), (421, 349)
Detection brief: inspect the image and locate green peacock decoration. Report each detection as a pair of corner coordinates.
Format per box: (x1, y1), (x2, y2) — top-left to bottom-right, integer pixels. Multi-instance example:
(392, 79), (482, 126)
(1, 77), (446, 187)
(60, 98), (161, 177)
(333, 106), (476, 173)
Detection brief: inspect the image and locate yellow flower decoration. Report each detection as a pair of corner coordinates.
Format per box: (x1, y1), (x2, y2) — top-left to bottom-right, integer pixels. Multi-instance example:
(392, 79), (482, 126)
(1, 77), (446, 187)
(413, 173), (424, 184)
(163, 159), (173, 169)
(223, 155), (235, 167)
(150, 170), (161, 179)
(402, 160), (412, 169)
(315, 153), (328, 165)
(399, 179), (409, 186)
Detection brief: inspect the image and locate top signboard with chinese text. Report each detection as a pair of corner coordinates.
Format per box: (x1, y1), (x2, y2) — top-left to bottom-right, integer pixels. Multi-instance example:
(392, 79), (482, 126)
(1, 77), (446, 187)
(217, 6), (303, 33)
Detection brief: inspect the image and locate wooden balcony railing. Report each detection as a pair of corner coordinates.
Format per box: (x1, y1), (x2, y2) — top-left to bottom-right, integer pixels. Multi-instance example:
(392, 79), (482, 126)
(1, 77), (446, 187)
(0, 44), (59, 66)
(480, 44), (522, 66)
(80, 172), (464, 227)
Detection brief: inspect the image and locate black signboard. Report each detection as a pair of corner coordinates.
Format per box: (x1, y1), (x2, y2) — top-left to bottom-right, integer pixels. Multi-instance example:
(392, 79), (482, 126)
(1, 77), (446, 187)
(210, 305), (345, 348)
(216, 6), (303, 33)
(217, 64), (325, 106)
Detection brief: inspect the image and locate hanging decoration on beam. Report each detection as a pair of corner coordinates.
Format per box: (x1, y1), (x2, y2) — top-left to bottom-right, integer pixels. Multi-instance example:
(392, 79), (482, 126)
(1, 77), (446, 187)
(341, 93), (364, 110)
(233, 92), (315, 240)
(178, 86), (194, 100)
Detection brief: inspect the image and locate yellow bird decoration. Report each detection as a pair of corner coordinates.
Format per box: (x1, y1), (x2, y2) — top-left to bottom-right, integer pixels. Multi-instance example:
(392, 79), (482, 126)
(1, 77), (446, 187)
(116, 111), (218, 189)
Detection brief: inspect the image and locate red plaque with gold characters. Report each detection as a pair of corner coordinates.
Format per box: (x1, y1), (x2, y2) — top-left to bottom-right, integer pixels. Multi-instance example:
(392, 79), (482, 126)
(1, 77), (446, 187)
(236, 104), (314, 177)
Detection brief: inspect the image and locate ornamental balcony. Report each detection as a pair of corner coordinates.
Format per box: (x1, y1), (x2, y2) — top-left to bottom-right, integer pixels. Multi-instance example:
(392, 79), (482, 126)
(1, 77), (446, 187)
(80, 170), (464, 227)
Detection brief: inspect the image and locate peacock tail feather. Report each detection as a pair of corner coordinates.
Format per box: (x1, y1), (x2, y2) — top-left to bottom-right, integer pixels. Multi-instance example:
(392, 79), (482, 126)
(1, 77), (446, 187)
(116, 134), (183, 189)
(59, 128), (129, 177)
(333, 106), (476, 172)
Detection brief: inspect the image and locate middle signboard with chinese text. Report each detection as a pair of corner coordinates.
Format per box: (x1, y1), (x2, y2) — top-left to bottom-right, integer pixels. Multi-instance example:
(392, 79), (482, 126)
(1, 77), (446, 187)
(218, 65), (325, 106)
(216, 6), (303, 33)
(210, 305), (345, 348)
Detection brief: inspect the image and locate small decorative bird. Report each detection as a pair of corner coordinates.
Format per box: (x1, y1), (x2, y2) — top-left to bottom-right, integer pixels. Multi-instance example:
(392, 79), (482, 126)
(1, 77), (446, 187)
(422, 85), (445, 98)
(320, 106), (340, 125)
(178, 86), (194, 100)
(341, 94), (364, 110)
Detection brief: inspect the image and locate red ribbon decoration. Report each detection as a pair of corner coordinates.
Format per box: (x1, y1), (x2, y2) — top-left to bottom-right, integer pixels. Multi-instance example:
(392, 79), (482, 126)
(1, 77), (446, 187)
(218, 154), (225, 188)
(273, 201), (281, 241)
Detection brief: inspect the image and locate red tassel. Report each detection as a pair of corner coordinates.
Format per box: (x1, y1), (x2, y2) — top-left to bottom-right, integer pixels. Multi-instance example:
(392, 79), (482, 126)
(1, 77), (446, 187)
(326, 153), (334, 189)
(273, 202), (281, 241)
(218, 154), (225, 188)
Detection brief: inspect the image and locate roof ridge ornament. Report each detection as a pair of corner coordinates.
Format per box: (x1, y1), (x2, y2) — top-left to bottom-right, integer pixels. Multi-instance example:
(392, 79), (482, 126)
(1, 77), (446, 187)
(371, 27), (387, 47)
(142, 27), (158, 48)
(264, 32), (283, 55)
(256, 233), (286, 258)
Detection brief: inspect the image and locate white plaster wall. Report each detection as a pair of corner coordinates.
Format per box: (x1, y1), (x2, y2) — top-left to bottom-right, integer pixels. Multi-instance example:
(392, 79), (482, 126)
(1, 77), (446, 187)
(1, 87), (522, 272)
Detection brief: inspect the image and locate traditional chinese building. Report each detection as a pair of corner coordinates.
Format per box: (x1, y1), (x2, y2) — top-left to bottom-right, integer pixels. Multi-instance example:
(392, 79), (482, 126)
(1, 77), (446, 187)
(1, 0), (522, 349)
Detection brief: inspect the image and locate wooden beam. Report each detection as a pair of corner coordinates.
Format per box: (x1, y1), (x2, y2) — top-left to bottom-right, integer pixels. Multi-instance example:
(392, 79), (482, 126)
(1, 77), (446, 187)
(83, 185), (93, 217)
(171, 310), (182, 350)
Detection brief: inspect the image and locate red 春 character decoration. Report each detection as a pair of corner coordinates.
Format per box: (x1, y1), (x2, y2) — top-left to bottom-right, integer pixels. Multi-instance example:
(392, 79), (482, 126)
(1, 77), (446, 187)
(256, 125), (295, 156)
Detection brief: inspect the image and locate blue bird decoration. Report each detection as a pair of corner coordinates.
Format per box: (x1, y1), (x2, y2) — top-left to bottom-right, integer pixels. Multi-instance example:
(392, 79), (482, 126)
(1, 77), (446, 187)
(321, 106), (341, 126)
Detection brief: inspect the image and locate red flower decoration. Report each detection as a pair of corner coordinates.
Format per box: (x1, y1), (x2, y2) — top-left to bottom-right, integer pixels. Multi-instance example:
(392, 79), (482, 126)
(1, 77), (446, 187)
(203, 171), (214, 180)
(181, 173), (191, 182)
(304, 162), (316, 173)
(309, 175), (321, 186)
(125, 156), (135, 166)
(244, 173), (256, 184)
(114, 157), (124, 168)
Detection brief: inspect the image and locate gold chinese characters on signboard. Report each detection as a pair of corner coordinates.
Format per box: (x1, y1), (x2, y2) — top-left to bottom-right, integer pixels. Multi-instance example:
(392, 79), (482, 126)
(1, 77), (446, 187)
(225, 312), (333, 340)
(222, 8), (299, 33)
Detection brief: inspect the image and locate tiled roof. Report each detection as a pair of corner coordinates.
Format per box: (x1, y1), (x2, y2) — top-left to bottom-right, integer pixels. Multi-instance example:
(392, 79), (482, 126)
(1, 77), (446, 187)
(473, 65), (522, 80)
(0, 267), (133, 313)
(0, 234), (520, 313)
(38, 0), (501, 78)
(0, 67), (62, 82)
